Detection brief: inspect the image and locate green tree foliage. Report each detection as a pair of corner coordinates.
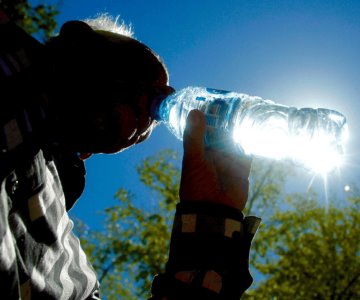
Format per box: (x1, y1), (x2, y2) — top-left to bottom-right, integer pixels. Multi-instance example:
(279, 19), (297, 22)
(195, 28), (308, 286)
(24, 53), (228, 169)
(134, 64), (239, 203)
(0, 0), (59, 40)
(77, 150), (360, 299)
(76, 151), (292, 299)
(246, 193), (360, 299)
(74, 149), (360, 299)
(245, 159), (294, 217)
(77, 150), (180, 300)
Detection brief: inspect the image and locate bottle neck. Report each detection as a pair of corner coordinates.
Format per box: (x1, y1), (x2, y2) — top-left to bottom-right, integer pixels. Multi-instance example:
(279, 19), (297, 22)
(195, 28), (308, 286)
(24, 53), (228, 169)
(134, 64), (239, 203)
(150, 88), (175, 121)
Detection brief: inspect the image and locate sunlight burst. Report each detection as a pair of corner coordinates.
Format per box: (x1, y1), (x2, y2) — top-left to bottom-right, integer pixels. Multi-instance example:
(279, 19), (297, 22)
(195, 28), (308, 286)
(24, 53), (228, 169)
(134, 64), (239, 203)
(233, 114), (348, 174)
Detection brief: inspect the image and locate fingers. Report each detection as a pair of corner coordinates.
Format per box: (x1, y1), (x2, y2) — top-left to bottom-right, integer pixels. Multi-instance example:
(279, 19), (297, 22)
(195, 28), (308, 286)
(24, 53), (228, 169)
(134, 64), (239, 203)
(180, 109), (252, 211)
(183, 110), (206, 161)
(180, 110), (209, 202)
(212, 150), (252, 180)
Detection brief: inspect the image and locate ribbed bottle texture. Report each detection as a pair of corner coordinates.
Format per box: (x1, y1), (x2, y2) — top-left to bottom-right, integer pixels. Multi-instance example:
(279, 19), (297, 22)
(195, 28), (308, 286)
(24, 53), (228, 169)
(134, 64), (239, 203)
(153, 86), (348, 173)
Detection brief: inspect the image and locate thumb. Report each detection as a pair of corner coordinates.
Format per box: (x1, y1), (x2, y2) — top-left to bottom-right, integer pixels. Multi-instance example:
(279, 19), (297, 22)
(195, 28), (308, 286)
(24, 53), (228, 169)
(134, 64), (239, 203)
(183, 109), (206, 160)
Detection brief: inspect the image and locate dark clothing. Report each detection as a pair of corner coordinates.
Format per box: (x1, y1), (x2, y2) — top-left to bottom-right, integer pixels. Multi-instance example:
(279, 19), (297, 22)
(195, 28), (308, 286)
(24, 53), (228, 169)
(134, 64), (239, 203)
(0, 10), (260, 299)
(0, 150), (100, 299)
(0, 9), (100, 299)
(150, 202), (260, 300)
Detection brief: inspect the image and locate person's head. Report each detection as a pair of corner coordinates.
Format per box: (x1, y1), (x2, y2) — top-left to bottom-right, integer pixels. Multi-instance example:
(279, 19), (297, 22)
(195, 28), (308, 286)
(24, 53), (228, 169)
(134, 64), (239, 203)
(44, 14), (174, 157)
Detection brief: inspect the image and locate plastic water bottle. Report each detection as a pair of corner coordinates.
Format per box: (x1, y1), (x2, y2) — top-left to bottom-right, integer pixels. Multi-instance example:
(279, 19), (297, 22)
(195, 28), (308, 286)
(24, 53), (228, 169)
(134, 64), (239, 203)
(151, 86), (348, 173)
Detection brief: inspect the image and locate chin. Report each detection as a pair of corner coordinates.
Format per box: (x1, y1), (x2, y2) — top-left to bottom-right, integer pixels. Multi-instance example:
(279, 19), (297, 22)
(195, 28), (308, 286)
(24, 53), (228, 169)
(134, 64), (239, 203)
(103, 141), (137, 154)
(98, 129), (151, 154)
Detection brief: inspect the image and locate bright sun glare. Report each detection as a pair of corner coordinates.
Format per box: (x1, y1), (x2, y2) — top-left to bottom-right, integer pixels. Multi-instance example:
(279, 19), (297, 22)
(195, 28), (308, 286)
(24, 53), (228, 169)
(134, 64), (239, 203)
(233, 112), (349, 175)
(166, 89), (349, 176)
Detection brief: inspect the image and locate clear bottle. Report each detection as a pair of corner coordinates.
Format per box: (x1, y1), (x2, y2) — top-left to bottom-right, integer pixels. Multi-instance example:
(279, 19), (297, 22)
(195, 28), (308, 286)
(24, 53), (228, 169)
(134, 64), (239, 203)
(152, 86), (348, 173)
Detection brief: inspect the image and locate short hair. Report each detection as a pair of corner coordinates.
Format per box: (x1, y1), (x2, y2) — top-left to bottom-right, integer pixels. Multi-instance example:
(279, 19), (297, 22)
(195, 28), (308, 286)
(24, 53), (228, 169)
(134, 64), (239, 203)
(82, 13), (134, 38)
(44, 14), (168, 111)
(82, 13), (167, 75)
(45, 13), (167, 83)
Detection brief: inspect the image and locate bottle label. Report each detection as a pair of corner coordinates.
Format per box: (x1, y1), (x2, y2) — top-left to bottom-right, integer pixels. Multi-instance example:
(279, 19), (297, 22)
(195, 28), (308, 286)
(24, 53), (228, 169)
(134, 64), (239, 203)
(204, 98), (240, 153)
(205, 99), (228, 128)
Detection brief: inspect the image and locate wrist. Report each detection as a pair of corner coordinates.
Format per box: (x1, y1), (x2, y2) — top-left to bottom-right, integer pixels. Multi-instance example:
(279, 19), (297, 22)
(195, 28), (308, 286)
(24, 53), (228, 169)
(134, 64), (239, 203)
(151, 201), (261, 300)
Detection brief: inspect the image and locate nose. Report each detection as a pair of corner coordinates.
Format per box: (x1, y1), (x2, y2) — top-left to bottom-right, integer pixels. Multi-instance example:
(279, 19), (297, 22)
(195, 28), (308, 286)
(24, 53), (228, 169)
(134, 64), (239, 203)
(162, 85), (176, 97)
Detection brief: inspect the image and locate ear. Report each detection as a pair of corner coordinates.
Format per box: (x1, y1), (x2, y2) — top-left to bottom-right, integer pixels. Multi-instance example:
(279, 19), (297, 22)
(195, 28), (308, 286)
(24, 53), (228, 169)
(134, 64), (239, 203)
(59, 20), (95, 42)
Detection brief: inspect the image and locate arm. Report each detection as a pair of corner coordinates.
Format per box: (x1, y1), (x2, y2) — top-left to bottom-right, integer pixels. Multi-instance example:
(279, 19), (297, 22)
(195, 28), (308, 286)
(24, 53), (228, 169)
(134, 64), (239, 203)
(151, 110), (261, 300)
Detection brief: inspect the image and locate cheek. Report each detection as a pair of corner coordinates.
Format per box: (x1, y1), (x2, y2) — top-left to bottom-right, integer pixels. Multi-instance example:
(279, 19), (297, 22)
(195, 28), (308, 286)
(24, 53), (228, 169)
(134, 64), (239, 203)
(111, 104), (138, 139)
(87, 104), (137, 150)
(135, 94), (152, 133)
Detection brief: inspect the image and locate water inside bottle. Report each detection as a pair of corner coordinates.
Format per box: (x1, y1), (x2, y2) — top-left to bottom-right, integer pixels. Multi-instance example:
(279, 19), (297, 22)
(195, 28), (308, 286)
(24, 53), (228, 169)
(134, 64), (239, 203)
(156, 86), (348, 174)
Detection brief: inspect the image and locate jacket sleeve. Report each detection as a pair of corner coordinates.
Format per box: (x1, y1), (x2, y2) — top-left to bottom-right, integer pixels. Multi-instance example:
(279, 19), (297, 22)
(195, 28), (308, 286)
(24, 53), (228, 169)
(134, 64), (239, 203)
(150, 201), (261, 300)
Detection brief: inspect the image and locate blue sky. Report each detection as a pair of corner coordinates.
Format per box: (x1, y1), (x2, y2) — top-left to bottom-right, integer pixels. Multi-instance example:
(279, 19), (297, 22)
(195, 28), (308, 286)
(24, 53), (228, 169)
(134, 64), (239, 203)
(34, 1), (360, 227)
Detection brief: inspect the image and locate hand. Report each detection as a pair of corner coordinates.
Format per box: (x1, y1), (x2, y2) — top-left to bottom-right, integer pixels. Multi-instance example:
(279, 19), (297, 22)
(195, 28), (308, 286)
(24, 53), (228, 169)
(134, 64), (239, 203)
(180, 110), (252, 211)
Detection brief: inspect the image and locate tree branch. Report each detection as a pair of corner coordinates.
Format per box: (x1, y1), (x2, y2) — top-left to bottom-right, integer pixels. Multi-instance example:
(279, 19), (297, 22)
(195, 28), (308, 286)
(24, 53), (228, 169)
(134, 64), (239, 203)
(247, 162), (275, 214)
(337, 272), (360, 300)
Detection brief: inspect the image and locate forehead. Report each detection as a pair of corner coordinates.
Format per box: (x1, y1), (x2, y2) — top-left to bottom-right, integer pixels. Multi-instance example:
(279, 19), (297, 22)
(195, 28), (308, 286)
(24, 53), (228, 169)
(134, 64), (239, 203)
(49, 22), (169, 88)
(88, 31), (168, 84)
